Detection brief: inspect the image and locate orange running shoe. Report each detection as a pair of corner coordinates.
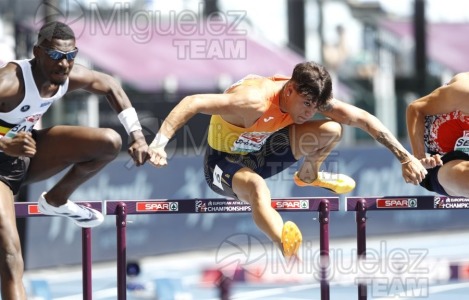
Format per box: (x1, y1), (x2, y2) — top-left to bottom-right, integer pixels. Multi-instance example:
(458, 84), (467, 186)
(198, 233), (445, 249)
(293, 171), (356, 194)
(281, 221), (302, 258)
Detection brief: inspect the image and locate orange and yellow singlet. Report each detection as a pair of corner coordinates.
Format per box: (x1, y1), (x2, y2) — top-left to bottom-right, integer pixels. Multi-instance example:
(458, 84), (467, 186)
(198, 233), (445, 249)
(207, 75), (294, 154)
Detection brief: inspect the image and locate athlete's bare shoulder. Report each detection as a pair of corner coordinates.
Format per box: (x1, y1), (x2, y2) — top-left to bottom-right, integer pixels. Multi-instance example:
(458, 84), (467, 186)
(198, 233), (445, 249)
(444, 72), (469, 97)
(67, 63), (105, 91)
(68, 63), (91, 82)
(0, 62), (21, 82)
(226, 76), (270, 107)
(0, 62), (22, 98)
(225, 75), (265, 93)
(451, 72), (469, 83)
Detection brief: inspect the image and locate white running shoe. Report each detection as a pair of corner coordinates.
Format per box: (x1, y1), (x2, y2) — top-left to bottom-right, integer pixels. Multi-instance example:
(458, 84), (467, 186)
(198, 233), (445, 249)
(38, 192), (104, 228)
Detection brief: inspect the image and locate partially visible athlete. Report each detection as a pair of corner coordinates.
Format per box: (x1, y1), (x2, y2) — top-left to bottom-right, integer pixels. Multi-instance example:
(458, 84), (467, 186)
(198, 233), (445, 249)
(0, 21), (148, 299)
(407, 72), (469, 197)
(149, 61), (427, 259)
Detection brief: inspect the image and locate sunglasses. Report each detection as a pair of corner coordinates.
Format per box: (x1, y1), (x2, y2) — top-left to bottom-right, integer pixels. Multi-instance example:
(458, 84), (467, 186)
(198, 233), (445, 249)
(38, 45), (79, 61)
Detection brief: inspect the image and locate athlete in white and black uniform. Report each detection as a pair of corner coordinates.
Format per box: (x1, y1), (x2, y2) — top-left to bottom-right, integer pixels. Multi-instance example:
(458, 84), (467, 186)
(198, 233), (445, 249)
(0, 59), (68, 192)
(0, 21), (148, 299)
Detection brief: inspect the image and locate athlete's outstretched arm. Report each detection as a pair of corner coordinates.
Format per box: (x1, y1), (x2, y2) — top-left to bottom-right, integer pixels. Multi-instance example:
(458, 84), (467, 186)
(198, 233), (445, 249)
(67, 64), (148, 165)
(148, 90), (261, 167)
(321, 98), (427, 184)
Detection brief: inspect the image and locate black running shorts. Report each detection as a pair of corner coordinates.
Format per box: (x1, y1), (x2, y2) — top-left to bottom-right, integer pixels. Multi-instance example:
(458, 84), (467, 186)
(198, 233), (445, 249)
(0, 130), (37, 195)
(419, 150), (469, 196)
(0, 152), (30, 195)
(204, 127), (297, 199)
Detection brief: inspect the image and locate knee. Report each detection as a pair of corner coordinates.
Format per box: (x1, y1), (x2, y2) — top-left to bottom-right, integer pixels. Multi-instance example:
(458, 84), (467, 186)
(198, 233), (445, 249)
(100, 128), (122, 159)
(244, 180), (271, 209)
(322, 121), (343, 141)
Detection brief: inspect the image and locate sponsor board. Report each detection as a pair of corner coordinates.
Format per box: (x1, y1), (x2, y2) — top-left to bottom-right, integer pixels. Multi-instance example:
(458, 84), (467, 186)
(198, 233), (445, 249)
(195, 199), (251, 213)
(376, 198), (418, 209)
(136, 201), (179, 212)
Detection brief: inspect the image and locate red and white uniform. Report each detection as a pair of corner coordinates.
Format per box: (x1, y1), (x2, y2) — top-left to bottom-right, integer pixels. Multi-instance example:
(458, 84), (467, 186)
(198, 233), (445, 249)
(424, 110), (469, 155)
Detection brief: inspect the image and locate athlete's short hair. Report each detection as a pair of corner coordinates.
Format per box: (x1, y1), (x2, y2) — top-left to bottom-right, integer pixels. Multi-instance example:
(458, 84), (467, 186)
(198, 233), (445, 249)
(37, 21), (75, 45)
(290, 61), (333, 109)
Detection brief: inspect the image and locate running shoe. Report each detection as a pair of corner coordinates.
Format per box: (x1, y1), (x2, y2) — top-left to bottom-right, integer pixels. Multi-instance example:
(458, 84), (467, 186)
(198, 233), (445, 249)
(294, 171), (356, 194)
(281, 221), (302, 258)
(38, 192), (104, 228)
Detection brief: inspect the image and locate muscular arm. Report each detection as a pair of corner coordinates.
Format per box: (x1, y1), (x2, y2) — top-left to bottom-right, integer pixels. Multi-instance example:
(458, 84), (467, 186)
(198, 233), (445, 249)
(68, 64), (132, 113)
(0, 63), (24, 111)
(68, 64), (148, 164)
(321, 98), (428, 184)
(321, 98), (411, 162)
(148, 87), (264, 167)
(158, 88), (264, 139)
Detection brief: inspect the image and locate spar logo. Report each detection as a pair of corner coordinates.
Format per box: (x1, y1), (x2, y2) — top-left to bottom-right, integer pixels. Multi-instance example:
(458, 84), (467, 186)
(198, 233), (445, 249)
(136, 201), (178, 212)
(376, 198), (418, 208)
(272, 200), (309, 210)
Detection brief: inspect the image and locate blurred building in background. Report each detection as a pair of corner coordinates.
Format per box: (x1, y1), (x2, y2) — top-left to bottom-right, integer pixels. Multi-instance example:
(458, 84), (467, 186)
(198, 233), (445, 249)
(2, 0), (469, 146)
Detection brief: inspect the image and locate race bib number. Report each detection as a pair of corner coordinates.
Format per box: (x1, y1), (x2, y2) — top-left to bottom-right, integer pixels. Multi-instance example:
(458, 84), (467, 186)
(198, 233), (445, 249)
(230, 132), (272, 153)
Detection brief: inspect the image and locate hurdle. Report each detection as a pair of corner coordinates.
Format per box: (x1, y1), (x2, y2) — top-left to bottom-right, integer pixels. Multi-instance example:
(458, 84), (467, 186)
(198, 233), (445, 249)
(346, 195), (466, 300)
(105, 196), (339, 300)
(15, 201), (102, 300)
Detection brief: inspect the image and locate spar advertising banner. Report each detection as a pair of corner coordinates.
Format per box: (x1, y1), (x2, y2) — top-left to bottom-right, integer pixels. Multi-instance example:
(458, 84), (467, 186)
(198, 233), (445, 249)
(24, 145), (467, 269)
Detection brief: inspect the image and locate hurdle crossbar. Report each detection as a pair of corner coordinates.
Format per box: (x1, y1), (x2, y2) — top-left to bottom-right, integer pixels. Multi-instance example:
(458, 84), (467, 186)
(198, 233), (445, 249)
(346, 195), (469, 300)
(15, 201), (102, 300)
(106, 197), (339, 300)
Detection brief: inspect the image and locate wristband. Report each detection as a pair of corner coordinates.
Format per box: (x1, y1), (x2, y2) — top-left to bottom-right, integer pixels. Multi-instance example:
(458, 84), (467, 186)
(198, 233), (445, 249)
(118, 107), (142, 135)
(150, 133), (170, 149)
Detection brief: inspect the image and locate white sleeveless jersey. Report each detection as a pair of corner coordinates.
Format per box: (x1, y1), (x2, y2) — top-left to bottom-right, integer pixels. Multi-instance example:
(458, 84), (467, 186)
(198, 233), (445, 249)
(0, 59), (69, 138)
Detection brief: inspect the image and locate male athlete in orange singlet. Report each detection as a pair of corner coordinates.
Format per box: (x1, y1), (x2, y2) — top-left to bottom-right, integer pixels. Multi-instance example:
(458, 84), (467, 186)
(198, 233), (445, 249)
(149, 62), (427, 258)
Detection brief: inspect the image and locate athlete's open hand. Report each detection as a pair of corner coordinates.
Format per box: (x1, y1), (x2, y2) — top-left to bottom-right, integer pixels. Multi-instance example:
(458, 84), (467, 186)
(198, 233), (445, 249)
(401, 155), (428, 185)
(0, 131), (36, 157)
